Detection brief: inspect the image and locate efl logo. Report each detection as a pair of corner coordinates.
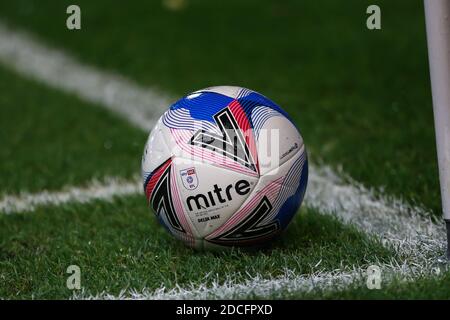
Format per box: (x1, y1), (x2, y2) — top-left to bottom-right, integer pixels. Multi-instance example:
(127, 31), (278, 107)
(180, 167), (199, 190)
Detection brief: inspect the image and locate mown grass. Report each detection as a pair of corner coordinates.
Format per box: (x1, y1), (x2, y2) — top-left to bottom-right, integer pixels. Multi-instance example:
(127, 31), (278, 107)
(0, 0), (446, 299)
(0, 196), (391, 299)
(0, 65), (146, 194)
(0, 0), (440, 214)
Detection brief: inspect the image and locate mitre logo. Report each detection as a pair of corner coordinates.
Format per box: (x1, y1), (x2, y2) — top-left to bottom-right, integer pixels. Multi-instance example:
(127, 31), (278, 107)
(186, 179), (251, 211)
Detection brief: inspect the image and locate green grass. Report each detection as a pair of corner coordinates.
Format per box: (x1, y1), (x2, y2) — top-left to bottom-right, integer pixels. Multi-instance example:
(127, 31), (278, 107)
(0, 65), (146, 194)
(0, 0), (447, 299)
(0, 196), (391, 299)
(0, 0), (440, 214)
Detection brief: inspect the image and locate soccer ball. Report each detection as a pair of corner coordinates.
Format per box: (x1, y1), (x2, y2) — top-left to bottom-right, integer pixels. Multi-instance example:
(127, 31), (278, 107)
(141, 86), (308, 249)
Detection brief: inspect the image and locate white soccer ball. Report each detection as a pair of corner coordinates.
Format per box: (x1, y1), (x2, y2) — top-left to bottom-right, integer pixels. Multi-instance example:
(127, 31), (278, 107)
(142, 86), (308, 249)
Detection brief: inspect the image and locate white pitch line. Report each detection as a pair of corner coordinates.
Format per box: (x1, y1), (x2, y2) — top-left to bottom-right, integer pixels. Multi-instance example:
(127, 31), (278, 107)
(306, 165), (446, 258)
(0, 21), (446, 299)
(0, 22), (171, 131)
(73, 268), (365, 299)
(71, 165), (446, 299)
(0, 177), (141, 214)
(74, 259), (445, 300)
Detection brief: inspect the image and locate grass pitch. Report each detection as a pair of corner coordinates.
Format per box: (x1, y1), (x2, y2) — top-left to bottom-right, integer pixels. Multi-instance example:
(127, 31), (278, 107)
(0, 196), (391, 298)
(0, 66), (144, 194)
(0, 0), (447, 299)
(0, 0), (438, 213)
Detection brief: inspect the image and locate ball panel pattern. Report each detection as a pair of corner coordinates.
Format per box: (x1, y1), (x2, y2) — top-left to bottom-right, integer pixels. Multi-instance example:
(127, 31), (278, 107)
(204, 148), (307, 247)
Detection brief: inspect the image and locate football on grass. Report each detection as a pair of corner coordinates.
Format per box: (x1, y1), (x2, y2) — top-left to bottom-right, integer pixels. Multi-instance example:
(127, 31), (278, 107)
(141, 86), (308, 249)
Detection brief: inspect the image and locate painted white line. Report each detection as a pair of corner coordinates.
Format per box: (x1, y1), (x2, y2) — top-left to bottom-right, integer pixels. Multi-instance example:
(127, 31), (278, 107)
(0, 22), (171, 131)
(307, 165), (446, 258)
(0, 20), (444, 246)
(0, 177), (141, 214)
(0, 21), (446, 299)
(1, 162), (444, 259)
(0, 19), (443, 248)
(74, 260), (444, 299)
(75, 269), (361, 300)
(70, 165), (446, 299)
(0, 162), (443, 299)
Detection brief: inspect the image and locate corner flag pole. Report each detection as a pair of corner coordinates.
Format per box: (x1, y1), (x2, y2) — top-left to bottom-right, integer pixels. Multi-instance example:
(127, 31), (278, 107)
(424, 0), (450, 259)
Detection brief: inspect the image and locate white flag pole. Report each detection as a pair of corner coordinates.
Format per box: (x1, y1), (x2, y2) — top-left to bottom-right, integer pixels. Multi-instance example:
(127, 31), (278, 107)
(424, 0), (450, 259)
